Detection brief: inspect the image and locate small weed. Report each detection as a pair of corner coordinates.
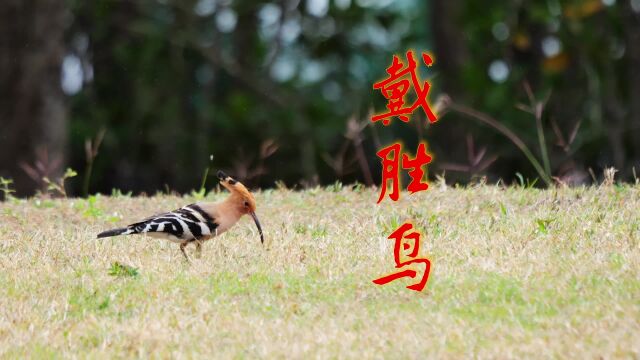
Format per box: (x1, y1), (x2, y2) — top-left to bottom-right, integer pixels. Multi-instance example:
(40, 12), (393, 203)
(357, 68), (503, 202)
(515, 173), (539, 189)
(110, 188), (132, 198)
(190, 187), (207, 200)
(310, 225), (328, 238)
(98, 297), (110, 310)
(328, 180), (343, 192)
(34, 199), (56, 208)
(79, 195), (104, 219)
(108, 262), (139, 278)
(294, 223), (307, 234)
(0, 177), (16, 201)
(82, 129), (106, 197)
(535, 218), (554, 234)
(106, 212), (122, 223)
(381, 215), (402, 234)
(352, 182), (364, 193)
(275, 180), (288, 190)
(407, 207), (422, 219)
(192, 154), (215, 200)
(608, 253), (624, 270)
(43, 168), (77, 197)
(428, 214), (443, 237)
(499, 202), (508, 216)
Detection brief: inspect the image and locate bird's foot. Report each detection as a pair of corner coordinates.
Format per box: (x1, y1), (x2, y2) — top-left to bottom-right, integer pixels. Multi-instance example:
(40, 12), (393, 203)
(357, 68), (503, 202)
(180, 243), (192, 264)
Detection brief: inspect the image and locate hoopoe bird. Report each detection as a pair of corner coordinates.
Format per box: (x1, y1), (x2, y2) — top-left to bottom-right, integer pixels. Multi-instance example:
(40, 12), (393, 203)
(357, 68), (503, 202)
(97, 171), (264, 261)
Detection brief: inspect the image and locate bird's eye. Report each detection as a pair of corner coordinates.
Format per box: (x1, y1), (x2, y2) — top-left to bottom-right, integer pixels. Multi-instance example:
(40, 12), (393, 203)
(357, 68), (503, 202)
(244, 201), (250, 207)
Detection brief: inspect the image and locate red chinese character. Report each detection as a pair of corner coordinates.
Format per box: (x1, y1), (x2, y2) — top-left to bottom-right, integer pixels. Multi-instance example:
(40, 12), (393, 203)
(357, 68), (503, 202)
(377, 142), (432, 203)
(402, 142), (431, 194)
(372, 50), (438, 126)
(372, 222), (431, 292)
(377, 142), (402, 203)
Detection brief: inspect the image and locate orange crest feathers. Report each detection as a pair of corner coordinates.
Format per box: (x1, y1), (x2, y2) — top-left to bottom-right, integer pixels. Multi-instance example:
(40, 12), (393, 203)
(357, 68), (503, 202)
(217, 171), (256, 209)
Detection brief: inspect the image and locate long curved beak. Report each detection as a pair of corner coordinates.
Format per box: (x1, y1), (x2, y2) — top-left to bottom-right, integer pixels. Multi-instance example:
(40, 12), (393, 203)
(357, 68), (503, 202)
(249, 211), (264, 244)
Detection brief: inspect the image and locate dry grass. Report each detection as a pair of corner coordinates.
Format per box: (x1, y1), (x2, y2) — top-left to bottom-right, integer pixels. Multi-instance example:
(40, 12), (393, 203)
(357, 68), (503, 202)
(0, 183), (639, 358)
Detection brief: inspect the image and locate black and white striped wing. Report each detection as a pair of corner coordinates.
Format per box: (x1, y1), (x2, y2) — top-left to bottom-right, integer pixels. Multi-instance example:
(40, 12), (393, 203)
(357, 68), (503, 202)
(126, 204), (218, 242)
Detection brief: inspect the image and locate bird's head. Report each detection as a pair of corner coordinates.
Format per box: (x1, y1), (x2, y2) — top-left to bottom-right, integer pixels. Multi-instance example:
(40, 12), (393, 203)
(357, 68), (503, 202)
(217, 170), (264, 243)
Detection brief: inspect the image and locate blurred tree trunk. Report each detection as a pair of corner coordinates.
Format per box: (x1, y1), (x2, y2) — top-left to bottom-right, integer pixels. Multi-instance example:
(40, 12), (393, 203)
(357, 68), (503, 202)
(233, 5), (258, 69)
(0, 0), (67, 196)
(430, 0), (468, 97)
(625, 6), (640, 168)
(429, 0), (470, 174)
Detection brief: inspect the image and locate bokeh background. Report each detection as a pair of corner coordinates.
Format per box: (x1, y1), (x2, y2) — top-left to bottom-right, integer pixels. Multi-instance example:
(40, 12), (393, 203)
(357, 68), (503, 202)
(1, 0), (639, 197)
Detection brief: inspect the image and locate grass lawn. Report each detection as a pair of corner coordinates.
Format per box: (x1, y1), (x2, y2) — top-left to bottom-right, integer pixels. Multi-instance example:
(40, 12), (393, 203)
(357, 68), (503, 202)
(0, 184), (639, 358)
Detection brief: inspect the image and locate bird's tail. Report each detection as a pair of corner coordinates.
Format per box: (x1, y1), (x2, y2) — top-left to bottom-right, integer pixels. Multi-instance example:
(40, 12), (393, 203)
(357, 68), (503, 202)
(96, 227), (135, 239)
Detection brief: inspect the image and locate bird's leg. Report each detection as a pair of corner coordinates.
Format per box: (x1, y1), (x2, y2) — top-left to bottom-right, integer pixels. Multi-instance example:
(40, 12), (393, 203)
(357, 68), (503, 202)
(195, 240), (203, 259)
(180, 243), (191, 263)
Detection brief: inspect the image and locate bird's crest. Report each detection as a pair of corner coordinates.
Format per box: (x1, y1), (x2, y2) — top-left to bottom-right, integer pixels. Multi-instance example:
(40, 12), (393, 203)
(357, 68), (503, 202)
(217, 171), (256, 207)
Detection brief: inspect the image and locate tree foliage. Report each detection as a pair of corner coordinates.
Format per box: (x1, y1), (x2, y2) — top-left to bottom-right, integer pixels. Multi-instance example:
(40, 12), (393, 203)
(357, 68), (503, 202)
(54, 0), (640, 195)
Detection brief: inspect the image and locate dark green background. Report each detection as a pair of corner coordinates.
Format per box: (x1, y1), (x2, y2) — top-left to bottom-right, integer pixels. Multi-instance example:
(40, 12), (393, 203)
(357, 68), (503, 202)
(1, 0), (638, 196)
